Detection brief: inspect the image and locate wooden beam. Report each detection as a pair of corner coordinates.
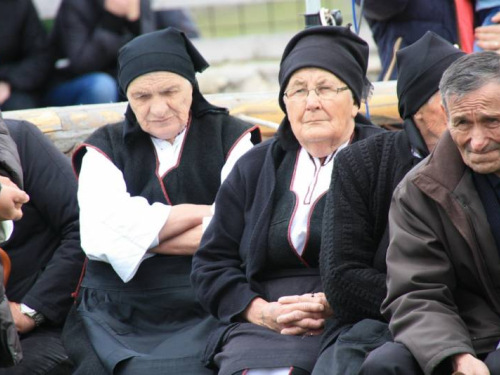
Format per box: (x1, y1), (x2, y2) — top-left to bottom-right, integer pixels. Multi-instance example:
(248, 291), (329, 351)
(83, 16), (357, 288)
(2, 81), (399, 155)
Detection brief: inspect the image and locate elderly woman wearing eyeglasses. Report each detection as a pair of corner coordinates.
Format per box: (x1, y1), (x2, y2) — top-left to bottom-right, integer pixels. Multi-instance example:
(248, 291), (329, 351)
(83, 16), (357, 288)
(191, 26), (384, 375)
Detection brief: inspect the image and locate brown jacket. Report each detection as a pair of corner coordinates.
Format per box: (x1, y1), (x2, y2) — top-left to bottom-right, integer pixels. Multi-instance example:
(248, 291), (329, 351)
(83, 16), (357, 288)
(382, 131), (500, 375)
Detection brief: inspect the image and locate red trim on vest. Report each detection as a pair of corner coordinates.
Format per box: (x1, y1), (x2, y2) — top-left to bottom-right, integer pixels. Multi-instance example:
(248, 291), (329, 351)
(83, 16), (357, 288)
(71, 257), (88, 302)
(287, 149), (311, 268)
(225, 125), (260, 161)
(155, 114), (193, 205)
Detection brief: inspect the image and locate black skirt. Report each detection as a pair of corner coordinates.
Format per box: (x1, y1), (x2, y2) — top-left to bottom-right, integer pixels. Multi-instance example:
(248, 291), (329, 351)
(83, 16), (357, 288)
(69, 256), (219, 374)
(214, 269), (323, 375)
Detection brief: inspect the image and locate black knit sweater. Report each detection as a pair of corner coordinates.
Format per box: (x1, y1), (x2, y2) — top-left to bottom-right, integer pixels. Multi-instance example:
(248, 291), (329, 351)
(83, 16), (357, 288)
(320, 130), (418, 348)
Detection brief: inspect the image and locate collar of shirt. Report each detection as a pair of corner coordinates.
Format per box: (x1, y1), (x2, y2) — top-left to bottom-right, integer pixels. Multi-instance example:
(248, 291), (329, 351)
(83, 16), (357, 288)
(151, 127), (187, 176)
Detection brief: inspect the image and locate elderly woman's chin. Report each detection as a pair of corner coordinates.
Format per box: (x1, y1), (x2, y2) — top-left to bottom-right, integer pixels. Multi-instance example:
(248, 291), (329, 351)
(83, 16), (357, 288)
(293, 120), (355, 158)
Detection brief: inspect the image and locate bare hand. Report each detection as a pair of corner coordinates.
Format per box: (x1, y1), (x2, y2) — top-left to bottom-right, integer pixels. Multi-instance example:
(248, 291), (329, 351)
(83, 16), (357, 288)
(8, 302), (35, 334)
(452, 353), (490, 375)
(0, 178), (29, 221)
(475, 12), (500, 52)
(243, 296), (327, 336)
(277, 292), (333, 335)
(0, 82), (11, 105)
(104, 0), (140, 21)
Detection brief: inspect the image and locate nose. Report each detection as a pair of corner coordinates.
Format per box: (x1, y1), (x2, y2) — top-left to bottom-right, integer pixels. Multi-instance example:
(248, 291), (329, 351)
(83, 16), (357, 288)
(468, 125), (489, 152)
(305, 89), (321, 110)
(150, 96), (168, 118)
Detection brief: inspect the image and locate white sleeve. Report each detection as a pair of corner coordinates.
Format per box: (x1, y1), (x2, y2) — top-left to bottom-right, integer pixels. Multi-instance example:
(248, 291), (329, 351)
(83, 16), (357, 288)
(78, 147), (171, 282)
(220, 132), (254, 184)
(206, 132), (254, 230)
(0, 220), (13, 243)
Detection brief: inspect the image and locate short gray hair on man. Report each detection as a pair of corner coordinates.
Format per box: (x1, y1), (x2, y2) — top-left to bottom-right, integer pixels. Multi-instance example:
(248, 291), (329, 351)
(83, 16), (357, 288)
(439, 51), (500, 114)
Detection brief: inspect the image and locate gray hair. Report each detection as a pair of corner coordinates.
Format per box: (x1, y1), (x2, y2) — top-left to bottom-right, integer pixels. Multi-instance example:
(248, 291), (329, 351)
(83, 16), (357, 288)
(439, 51), (500, 113)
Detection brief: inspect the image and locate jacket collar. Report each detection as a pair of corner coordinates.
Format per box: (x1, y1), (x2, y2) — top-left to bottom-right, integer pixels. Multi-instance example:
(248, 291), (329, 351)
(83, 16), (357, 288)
(413, 130), (465, 193)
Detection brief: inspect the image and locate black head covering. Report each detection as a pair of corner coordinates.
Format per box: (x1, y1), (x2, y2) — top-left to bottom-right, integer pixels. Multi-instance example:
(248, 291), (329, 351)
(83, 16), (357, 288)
(117, 28), (226, 139)
(396, 31), (464, 157)
(397, 31), (465, 120)
(278, 25), (370, 113)
(118, 27), (207, 92)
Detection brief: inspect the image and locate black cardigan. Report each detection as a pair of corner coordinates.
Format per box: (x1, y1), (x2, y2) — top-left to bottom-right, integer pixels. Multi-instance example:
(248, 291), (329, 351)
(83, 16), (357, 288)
(319, 129), (418, 348)
(3, 120), (84, 325)
(191, 120), (384, 325)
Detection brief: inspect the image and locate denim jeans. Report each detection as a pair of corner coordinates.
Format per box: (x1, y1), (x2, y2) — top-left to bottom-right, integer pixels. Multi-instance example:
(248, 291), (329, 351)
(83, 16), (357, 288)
(0, 326), (73, 375)
(312, 319), (392, 375)
(44, 72), (119, 107)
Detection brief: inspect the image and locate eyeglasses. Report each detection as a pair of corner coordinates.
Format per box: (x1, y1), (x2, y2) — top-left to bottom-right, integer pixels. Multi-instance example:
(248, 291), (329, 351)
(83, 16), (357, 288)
(284, 86), (349, 101)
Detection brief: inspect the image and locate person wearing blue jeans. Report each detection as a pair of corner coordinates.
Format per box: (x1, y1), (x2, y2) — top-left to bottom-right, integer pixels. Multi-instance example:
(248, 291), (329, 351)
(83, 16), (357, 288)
(474, 1), (500, 51)
(43, 72), (118, 106)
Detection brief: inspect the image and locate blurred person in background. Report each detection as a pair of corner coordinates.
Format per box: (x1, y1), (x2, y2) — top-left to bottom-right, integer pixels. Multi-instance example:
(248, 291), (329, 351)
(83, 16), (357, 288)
(44, 0), (200, 107)
(0, 0), (52, 110)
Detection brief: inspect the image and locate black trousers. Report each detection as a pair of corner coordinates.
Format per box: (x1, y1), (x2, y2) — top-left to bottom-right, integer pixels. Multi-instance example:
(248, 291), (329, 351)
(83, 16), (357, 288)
(0, 326), (73, 375)
(360, 341), (500, 375)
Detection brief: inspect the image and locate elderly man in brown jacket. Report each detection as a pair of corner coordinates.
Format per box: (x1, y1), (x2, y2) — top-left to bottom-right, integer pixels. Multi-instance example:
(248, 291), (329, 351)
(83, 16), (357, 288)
(360, 52), (500, 375)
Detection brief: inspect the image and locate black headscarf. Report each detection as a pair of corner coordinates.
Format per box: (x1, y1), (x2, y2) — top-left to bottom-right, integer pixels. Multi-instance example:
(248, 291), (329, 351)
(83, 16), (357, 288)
(278, 25), (371, 112)
(396, 31), (465, 157)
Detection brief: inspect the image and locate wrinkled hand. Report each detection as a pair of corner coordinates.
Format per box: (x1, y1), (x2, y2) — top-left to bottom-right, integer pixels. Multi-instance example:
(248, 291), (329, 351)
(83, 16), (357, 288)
(0, 81), (11, 105)
(104, 0), (140, 21)
(452, 353), (490, 375)
(277, 292), (333, 335)
(0, 177), (29, 221)
(243, 295), (328, 336)
(9, 302), (35, 335)
(475, 12), (500, 52)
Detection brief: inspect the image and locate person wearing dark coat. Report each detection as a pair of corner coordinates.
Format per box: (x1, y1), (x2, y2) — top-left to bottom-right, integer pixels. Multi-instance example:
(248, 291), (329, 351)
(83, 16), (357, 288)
(191, 25), (384, 375)
(65, 27), (260, 375)
(356, 0), (458, 80)
(361, 51), (500, 374)
(44, 0), (200, 107)
(0, 115), (84, 375)
(312, 33), (465, 375)
(0, 0), (52, 110)
(0, 115), (28, 369)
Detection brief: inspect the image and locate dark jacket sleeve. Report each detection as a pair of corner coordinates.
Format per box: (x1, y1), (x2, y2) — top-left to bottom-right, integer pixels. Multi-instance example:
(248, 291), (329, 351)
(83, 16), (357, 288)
(0, 118), (23, 189)
(0, 270), (22, 367)
(356, 0), (410, 21)
(0, 0), (52, 91)
(6, 121), (84, 324)
(320, 138), (389, 325)
(382, 178), (475, 374)
(191, 156), (262, 324)
(53, 0), (136, 75)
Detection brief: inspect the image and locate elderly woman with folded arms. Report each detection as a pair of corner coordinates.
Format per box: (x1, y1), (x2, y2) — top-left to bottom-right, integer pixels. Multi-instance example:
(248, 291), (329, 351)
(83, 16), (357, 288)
(191, 25), (384, 375)
(64, 28), (260, 375)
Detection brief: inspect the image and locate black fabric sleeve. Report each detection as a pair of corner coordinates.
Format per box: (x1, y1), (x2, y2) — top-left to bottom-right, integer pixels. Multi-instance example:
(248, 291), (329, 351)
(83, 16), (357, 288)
(8, 121), (84, 324)
(0, 0), (52, 91)
(55, 1), (134, 75)
(191, 162), (261, 324)
(355, 0), (410, 21)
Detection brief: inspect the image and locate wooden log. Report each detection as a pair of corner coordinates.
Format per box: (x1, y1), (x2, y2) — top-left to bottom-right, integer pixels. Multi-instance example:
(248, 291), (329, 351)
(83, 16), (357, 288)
(2, 81), (399, 155)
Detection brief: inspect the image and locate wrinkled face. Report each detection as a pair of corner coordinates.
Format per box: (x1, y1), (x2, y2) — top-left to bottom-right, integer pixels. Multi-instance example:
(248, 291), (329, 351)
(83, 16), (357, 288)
(413, 91), (447, 152)
(447, 82), (500, 176)
(283, 68), (358, 155)
(127, 71), (193, 142)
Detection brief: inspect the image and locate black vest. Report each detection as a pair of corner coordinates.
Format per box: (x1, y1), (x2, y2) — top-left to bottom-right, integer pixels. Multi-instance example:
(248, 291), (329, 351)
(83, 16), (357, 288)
(73, 112), (259, 205)
(267, 149), (326, 269)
